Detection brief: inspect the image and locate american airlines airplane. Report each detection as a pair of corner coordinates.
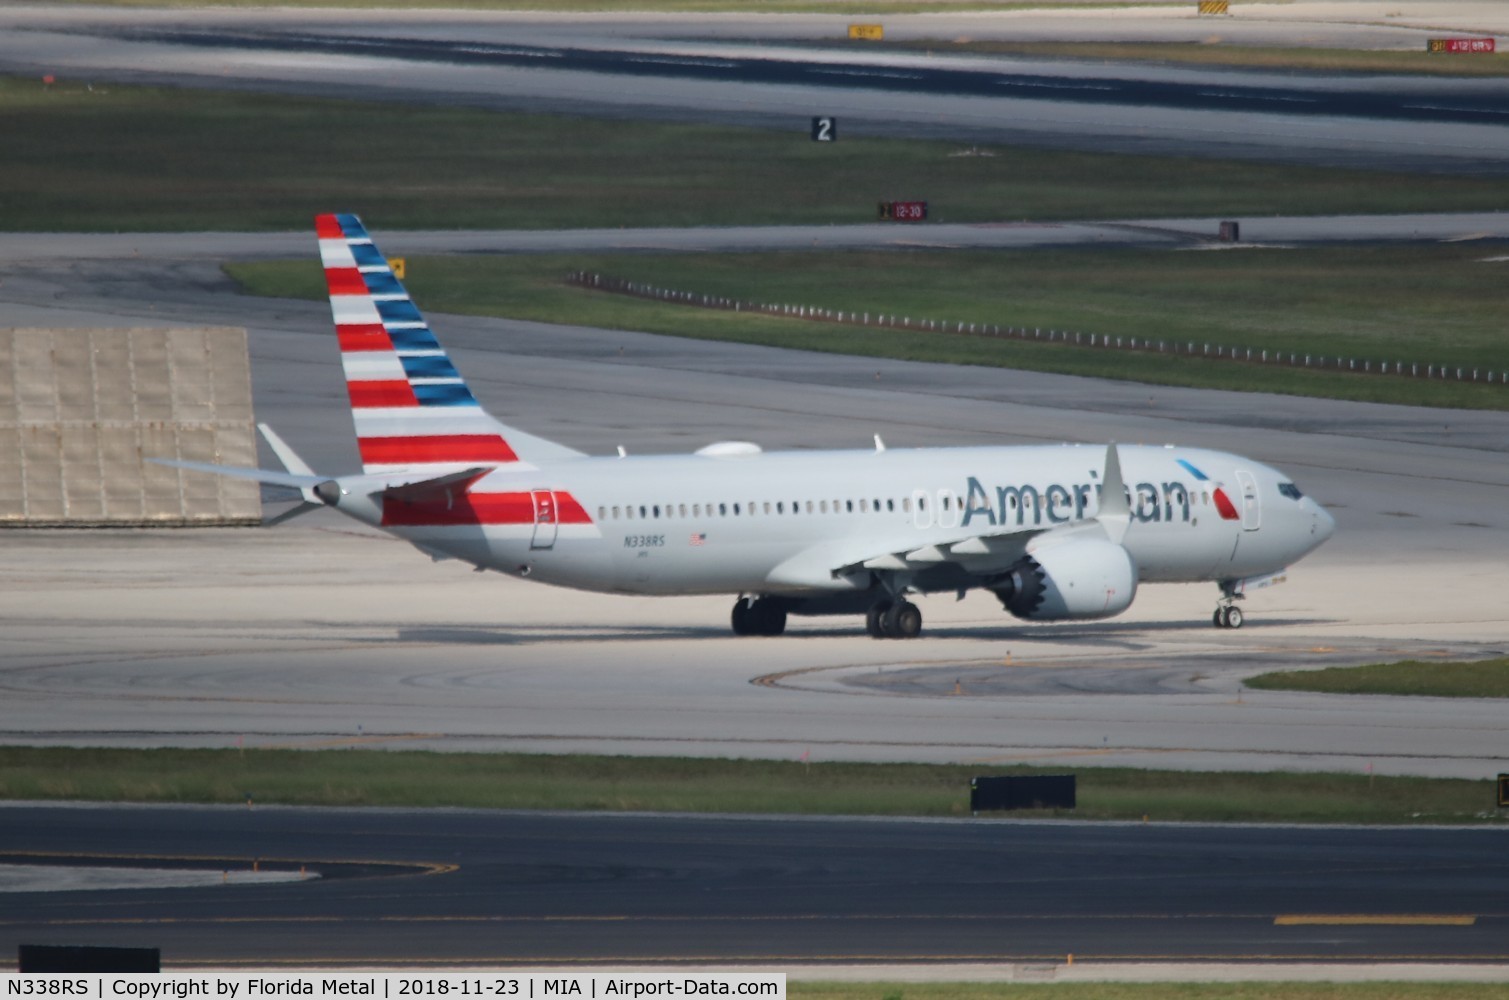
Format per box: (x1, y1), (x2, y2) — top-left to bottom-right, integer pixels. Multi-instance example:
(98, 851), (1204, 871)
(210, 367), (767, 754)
(165, 214), (1335, 638)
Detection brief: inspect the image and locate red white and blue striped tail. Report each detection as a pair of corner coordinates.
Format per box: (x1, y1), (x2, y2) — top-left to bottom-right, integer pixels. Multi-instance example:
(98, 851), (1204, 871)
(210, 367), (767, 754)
(317, 213), (576, 476)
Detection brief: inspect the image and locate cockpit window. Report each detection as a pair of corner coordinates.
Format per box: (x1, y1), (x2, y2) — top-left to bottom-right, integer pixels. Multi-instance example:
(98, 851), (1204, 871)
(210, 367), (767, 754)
(1278, 482), (1304, 501)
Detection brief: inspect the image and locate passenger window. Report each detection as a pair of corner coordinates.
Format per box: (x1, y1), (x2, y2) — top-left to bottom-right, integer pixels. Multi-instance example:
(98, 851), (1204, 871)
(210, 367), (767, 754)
(719, 503), (728, 516)
(886, 499), (895, 512)
(777, 502), (784, 515)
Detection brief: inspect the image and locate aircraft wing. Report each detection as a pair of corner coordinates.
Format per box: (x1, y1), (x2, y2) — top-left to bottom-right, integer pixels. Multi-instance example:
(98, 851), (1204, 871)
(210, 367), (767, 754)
(763, 523), (1041, 590)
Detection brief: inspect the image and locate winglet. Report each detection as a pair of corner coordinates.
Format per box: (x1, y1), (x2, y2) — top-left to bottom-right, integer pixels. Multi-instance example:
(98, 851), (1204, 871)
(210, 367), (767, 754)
(1097, 443), (1130, 544)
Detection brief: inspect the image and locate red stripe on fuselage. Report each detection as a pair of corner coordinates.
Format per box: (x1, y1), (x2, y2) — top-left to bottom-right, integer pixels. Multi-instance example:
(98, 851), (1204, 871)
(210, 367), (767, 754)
(337, 324), (393, 352)
(348, 380), (418, 408)
(359, 434), (519, 465)
(382, 491), (592, 527)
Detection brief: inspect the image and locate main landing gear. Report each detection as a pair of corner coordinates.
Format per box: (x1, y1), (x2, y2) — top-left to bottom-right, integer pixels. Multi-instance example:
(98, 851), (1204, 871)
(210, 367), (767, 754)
(731, 596), (787, 636)
(866, 598), (922, 639)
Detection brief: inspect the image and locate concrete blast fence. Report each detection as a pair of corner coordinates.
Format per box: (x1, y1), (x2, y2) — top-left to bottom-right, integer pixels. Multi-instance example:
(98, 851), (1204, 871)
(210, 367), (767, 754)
(0, 327), (260, 526)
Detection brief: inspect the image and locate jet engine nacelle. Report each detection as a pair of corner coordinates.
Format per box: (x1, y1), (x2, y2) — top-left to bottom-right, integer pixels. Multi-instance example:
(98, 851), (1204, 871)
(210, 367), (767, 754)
(994, 537), (1138, 621)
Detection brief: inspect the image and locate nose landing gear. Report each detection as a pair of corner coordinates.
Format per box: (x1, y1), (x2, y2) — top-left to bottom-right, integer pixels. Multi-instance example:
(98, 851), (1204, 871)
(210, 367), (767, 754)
(1213, 603), (1244, 629)
(1213, 578), (1245, 629)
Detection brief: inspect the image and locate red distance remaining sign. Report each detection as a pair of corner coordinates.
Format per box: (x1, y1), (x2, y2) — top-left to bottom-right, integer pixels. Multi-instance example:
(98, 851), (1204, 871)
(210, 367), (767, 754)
(1428, 37), (1496, 53)
(881, 200), (923, 221)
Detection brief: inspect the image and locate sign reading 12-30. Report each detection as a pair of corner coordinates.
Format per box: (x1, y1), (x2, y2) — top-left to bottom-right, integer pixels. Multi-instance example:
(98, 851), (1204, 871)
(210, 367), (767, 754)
(810, 117), (837, 142)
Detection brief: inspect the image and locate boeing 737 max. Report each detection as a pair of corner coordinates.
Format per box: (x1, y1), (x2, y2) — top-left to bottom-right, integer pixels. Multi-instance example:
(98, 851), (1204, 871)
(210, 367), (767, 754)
(162, 214), (1335, 637)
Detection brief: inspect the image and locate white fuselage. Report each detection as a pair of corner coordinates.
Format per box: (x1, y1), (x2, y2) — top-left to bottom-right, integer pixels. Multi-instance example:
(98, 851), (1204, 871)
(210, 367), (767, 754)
(325, 442), (1333, 601)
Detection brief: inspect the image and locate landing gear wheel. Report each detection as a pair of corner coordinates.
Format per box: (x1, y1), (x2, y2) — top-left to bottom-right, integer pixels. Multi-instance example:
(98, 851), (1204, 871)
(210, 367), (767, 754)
(866, 600), (892, 639)
(753, 599), (787, 636)
(882, 601), (922, 639)
(1213, 609), (1224, 628)
(732, 599), (755, 636)
(733, 597), (786, 636)
(1223, 605), (1244, 629)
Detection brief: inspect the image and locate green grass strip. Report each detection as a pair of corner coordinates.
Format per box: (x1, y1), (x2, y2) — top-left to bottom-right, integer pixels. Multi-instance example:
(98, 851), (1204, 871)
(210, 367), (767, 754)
(893, 40), (1509, 77)
(5, 74), (1509, 231)
(1, 748), (1501, 824)
(789, 986), (1509, 1000)
(1246, 658), (1509, 699)
(225, 241), (1509, 411)
(2, 1), (1218, 13)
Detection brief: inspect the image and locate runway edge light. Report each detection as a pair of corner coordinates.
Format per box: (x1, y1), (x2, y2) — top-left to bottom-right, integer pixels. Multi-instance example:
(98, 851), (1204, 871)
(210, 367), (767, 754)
(1497, 773), (1509, 808)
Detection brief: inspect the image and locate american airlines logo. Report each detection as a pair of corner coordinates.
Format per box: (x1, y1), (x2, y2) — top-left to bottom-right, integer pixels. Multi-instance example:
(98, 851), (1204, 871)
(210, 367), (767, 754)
(960, 471), (1235, 527)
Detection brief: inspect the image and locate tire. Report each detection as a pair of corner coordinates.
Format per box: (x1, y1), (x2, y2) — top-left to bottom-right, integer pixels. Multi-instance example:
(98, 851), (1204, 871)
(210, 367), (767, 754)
(890, 601), (922, 638)
(1213, 609), (1225, 628)
(866, 600), (892, 639)
(731, 600), (754, 636)
(755, 600), (787, 637)
(1225, 605), (1244, 629)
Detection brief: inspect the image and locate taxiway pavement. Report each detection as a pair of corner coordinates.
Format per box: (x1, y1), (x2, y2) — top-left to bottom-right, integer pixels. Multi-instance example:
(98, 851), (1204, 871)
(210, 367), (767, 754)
(0, 238), (1506, 778)
(4, 804), (1507, 966)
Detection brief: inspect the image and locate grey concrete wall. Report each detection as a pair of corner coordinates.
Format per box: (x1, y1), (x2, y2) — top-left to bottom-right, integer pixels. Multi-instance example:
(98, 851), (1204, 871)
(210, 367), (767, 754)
(0, 327), (260, 525)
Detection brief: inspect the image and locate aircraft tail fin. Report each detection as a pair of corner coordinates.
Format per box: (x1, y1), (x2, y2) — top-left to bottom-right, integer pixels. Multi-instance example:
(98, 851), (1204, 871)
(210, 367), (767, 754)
(315, 213), (586, 475)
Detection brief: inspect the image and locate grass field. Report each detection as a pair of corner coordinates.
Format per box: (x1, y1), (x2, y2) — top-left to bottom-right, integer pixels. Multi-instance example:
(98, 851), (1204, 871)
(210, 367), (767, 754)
(896, 40), (1509, 77)
(1246, 658), (1509, 699)
(226, 241), (1509, 410)
(6, 1), (1221, 12)
(0, 747), (1499, 824)
(4, 75), (1509, 232)
(789, 987), (1509, 1000)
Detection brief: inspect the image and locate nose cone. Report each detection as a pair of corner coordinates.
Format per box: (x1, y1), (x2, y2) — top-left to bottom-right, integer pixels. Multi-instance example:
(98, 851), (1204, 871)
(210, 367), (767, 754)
(1309, 498), (1336, 548)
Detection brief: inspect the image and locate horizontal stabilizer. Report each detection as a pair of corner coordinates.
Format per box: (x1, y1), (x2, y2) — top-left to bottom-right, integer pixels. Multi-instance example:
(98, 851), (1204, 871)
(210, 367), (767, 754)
(151, 458), (327, 491)
(380, 467), (494, 502)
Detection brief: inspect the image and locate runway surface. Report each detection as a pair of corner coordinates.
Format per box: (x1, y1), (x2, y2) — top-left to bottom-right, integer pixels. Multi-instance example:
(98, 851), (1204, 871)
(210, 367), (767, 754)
(5, 212), (1509, 262)
(3, 4), (1508, 172)
(1, 230), (1507, 778)
(4, 804), (1508, 966)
